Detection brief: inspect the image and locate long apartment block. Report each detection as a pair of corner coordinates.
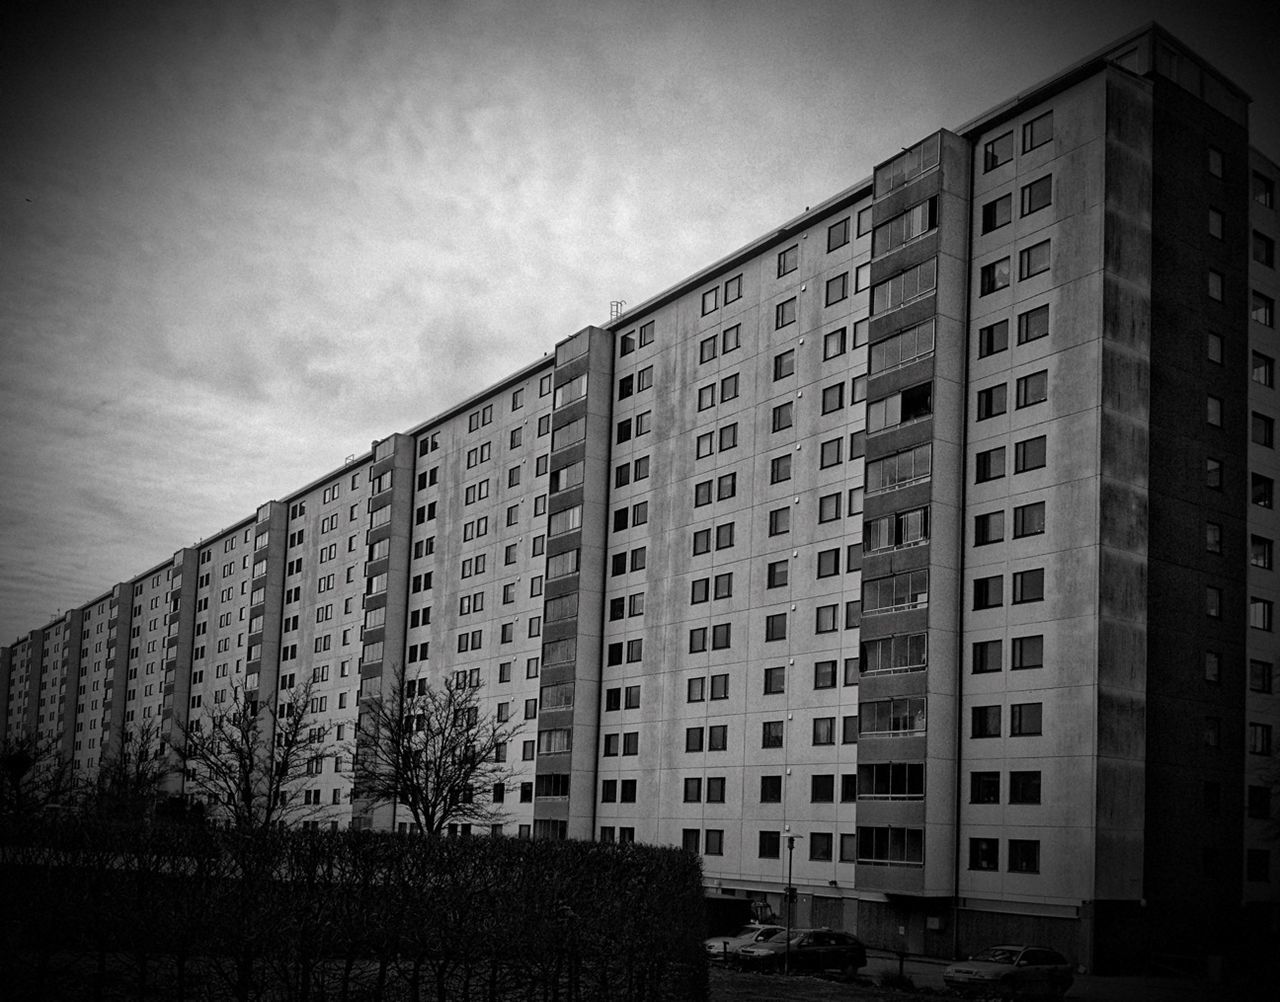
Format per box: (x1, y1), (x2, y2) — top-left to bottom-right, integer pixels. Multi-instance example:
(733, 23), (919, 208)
(4, 24), (1277, 967)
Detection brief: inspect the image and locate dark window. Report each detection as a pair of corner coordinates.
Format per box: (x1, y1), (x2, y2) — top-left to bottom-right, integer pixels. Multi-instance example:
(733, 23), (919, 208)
(977, 384), (1007, 420)
(1016, 370), (1048, 408)
(982, 194), (1011, 233)
(1019, 240), (1051, 279)
(974, 575), (1003, 610)
(1008, 839), (1040, 873)
(828, 217), (850, 251)
(762, 720), (784, 748)
(973, 640), (1002, 674)
(774, 350), (795, 380)
(969, 838), (999, 871)
(1010, 702), (1043, 736)
(984, 131), (1013, 171)
(1022, 111), (1053, 152)
(1013, 502), (1045, 537)
(972, 705), (1001, 738)
(975, 447), (1005, 483)
(974, 511), (1004, 545)
(777, 245), (798, 277)
(1014, 436), (1047, 473)
(760, 775), (782, 802)
(1021, 175), (1052, 215)
(1012, 568), (1045, 604)
(978, 319), (1008, 358)
(1018, 304), (1049, 343)
(980, 257), (1010, 295)
(1012, 635), (1043, 670)
(970, 772), (1000, 803)
(1009, 771), (1042, 804)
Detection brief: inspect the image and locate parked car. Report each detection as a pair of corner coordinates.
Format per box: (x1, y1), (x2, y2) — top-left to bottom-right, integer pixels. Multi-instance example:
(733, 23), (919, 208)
(704, 924), (784, 961)
(735, 927), (867, 975)
(943, 944), (1074, 999)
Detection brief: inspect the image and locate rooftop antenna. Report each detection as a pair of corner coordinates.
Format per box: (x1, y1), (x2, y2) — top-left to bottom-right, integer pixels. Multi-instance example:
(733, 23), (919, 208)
(610, 300), (626, 320)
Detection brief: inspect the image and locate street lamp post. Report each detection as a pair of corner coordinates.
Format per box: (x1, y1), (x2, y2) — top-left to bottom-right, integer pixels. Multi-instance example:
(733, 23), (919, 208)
(784, 833), (800, 975)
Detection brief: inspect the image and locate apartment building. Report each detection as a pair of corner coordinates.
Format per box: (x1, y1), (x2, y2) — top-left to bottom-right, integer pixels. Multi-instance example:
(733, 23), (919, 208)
(2, 23), (1276, 969)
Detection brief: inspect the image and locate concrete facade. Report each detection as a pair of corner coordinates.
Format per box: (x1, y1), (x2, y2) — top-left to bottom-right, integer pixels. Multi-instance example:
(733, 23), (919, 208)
(2, 23), (1277, 970)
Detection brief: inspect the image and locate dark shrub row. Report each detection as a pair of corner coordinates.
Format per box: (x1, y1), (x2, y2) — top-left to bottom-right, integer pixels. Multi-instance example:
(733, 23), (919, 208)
(0, 818), (708, 1002)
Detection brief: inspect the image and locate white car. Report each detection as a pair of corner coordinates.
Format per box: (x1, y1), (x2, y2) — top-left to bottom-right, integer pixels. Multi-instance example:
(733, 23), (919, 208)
(943, 945), (1074, 999)
(703, 924), (784, 961)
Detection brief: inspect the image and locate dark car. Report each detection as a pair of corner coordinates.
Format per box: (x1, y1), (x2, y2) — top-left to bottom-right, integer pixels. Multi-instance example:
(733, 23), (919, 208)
(943, 944), (1074, 999)
(735, 927), (867, 976)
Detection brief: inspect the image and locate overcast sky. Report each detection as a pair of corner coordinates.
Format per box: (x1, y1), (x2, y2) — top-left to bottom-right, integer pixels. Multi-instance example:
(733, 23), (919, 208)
(1, 0), (1277, 644)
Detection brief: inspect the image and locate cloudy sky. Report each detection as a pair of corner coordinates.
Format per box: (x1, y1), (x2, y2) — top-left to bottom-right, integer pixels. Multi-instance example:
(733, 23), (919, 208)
(1, 0), (1277, 644)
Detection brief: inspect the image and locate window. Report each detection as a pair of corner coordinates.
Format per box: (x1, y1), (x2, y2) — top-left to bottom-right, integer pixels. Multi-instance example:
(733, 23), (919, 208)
(718, 424), (737, 451)
(815, 604), (838, 633)
(970, 772), (1000, 804)
(1207, 331), (1223, 363)
(969, 838), (999, 871)
(856, 825), (924, 866)
(981, 193), (1011, 233)
(1255, 292), (1276, 327)
(973, 640), (1002, 674)
(1249, 723), (1272, 755)
(975, 446), (1006, 482)
(825, 273), (848, 306)
(762, 721), (784, 748)
(873, 197), (938, 254)
(1209, 270), (1224, 302)
(823, 327), (847, 360)
(760, 775), (782, 803)
(819, 437), (842, 467)
(772, 401), (794, 432)
(1207, 458), (1223, 489)
(1255, 413), (1275, 447)
(1254, 473), (1274, 508)
(717, 471), (736, 499)
(977, 384), (1007, 420)
(1255, 171), (1276, 207)
(1252, 535), (1273, 569)
(701, 287), (718, 315)
(770, 455), (792, 484)
(1251, 598), (1273, 631)
(1010, 773), (1041, 806)
(768, 508), (790, 536)
(763, 666), (785, 695)
(827, 217), (850, 251)
(1206, 586), (1222, 618)
(722, 324), (740, 352)
(867, 382), (932, 433)
(980, 257), (1010, 295)
(1208, 208), (1224, 239)
(1008, 839), (1040, 873)
(1254, 352), (1275, 387)
(1021, 175), (1052, 215)
(1023, 111), (1053, 152)
(871, 258), (936, 314)
(1011, 702), (1042, 736)
(1250, 660), (1273, 694)
(777, 245), (798, 277)
(765, 613), (787, 641)
(822, 382), (844, 414)
(767, 560), (788, 588)
(1012, 569), (1044, 604)
(1014, 436), (1046, 473)
(724, 275), (743, 305)
(974, 575), (1003, 610)
(1019, 240), (1050, 279)
(972, 705), (1001, 738)
(818, 492), (841, 523)
(983, 131), (1013, 171)
(974, 511), (1004, 546)
(1012, 635), (1043, 670)
(775, 298), (796, 329)
(978, 319), (1008, 358)
(1016, 370), (1048, 408)
(759, 831), (781, 859)
(773, 349), (795, 380)
(1013, 501), (1046, 538)
(1207, 395), (1223, 427)
(699, 334), (718, 363)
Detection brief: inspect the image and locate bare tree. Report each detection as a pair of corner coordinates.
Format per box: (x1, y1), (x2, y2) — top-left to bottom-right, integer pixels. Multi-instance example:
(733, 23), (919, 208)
(172, 679), (333, 832)
(0, 731), (75, 818)
(354, 663), (520, 834)
(83, 718), (172, 820)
